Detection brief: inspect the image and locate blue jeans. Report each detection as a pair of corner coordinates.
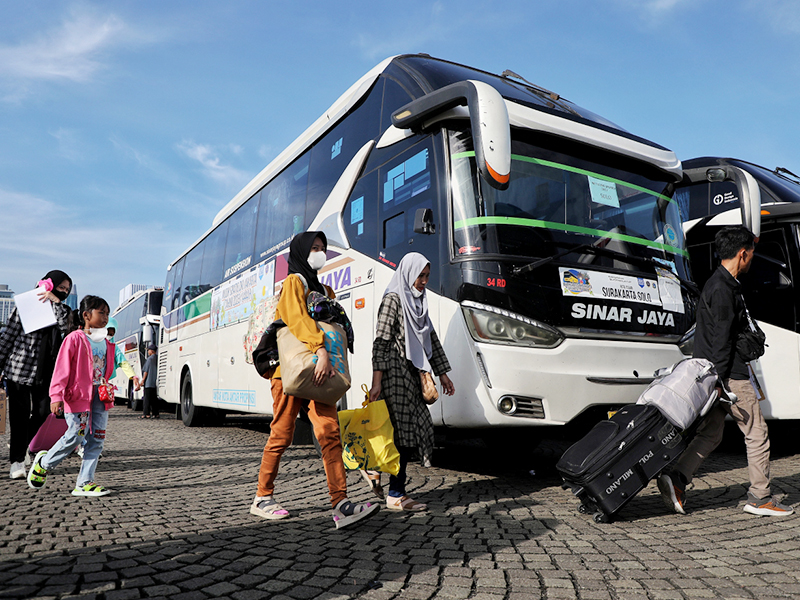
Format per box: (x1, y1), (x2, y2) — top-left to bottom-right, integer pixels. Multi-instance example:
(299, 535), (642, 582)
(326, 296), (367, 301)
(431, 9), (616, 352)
(41, 389), (109, 487)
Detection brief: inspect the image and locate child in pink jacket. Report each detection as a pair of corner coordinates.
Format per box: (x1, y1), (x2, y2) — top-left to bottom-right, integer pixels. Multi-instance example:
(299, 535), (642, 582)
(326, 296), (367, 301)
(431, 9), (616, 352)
(27, 295), (115, 496)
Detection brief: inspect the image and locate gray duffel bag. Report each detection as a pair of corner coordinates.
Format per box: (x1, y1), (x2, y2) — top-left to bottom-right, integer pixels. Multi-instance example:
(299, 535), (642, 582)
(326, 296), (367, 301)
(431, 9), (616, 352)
(636, 358), (719, 430)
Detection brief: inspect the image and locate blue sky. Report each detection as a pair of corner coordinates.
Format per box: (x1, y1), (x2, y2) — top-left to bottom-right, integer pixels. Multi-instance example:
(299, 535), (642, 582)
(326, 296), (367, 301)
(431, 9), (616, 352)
(1, 0), (798, 310)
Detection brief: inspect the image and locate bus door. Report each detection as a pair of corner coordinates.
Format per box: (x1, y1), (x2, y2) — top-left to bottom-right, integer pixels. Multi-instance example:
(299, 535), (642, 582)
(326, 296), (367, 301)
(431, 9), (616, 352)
(331, 277), (375, 410)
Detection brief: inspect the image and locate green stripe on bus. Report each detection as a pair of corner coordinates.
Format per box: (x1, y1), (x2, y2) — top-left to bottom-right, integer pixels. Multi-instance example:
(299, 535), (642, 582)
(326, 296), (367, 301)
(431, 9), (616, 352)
(453, 216), (689, 258)
(451, 151), (675, 204)
(181, 290), (212, 320)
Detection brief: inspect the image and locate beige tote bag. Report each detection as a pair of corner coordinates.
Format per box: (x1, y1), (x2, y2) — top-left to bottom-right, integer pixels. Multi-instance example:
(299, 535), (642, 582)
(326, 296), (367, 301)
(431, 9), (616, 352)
(277, 321), (351, 405)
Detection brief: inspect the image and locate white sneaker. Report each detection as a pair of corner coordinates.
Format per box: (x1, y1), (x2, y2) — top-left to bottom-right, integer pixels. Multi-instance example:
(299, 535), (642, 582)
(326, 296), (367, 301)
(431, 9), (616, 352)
(9, 462), (25, 479)
(24, 453), (32, 468)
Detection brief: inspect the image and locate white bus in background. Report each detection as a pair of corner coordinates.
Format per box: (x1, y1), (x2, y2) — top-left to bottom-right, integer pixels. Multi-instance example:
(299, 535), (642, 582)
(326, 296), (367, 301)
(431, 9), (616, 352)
(160, 53), (699, 435)
(677, 157), (800, 419)
(110, 288), (163, 410)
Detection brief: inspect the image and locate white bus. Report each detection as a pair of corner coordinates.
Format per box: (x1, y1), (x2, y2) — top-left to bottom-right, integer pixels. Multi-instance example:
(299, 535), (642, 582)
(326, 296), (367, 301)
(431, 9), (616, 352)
(677, 157), (800, 419)
(110, 288), (163, 410)
(160, 54), (697, 432)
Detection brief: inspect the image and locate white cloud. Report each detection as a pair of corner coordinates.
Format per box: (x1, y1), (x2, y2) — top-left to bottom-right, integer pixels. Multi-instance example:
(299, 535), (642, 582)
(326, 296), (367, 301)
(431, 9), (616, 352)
(0, 187), (179, 311)
(0, 11), (124, 83)
(353, 3), (467, 62)
(49, 127), (85, 161)
(745, 0), (800, 35)
(259, 144), (277, 162)
(177, 140), (252, 189)
(613, 0), (701, 25)
(0, 7), (160, 101)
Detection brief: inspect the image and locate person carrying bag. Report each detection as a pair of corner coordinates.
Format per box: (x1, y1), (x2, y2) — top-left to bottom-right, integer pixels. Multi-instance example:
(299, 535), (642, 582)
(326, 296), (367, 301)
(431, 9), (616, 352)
(250, 231), (378, 529)
(368, 253), (455, 512)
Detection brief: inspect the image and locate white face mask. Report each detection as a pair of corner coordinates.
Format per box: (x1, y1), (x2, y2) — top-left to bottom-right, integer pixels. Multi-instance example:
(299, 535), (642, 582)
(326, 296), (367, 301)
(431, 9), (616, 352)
(87, 327), (108, 343)
(410, 286), (423, 299)
(307, 251), (327, 271)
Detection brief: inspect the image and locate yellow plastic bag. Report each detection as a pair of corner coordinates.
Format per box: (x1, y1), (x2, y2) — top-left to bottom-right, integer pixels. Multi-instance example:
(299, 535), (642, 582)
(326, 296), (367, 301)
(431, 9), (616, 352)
(338, 385), (400, 475)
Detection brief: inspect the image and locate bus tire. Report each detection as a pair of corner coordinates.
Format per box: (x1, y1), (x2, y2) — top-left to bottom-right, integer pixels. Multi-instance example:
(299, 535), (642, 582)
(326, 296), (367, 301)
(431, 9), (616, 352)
(129, 381), (143, 411)
(180, 375), (205, 427)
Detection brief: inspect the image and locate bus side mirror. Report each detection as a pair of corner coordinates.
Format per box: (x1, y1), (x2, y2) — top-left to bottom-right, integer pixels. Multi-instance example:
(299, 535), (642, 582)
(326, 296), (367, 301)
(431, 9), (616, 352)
(392, 80), (511, 191)
(414, 208), (436, 234)
(140, 317), (153, 343)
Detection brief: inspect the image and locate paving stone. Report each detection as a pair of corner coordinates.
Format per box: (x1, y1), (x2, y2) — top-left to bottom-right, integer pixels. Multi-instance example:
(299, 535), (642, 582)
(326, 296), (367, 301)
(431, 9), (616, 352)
(4, 412), (800, 600)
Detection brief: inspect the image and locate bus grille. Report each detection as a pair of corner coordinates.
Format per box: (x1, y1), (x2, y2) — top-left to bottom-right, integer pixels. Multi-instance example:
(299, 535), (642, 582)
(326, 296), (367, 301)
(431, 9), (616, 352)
(157, 351), (168, 389)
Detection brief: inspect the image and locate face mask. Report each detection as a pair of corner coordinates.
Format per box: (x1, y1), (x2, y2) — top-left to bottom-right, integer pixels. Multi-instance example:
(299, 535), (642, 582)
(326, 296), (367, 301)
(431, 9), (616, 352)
(410, 286), (423, 299)
(53, 289), (69, 301)
(307, 251), (326, 271)
(86, 327), (108, 343)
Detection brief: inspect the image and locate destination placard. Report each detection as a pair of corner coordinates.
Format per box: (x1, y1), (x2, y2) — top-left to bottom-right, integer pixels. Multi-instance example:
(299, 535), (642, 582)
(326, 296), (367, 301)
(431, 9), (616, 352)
(559, 267), (662, 307)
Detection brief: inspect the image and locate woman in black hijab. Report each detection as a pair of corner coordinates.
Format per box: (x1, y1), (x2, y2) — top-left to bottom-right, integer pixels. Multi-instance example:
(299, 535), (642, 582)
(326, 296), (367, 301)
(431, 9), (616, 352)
(0, 270), (72, 480)
(250, 232), (379, 529)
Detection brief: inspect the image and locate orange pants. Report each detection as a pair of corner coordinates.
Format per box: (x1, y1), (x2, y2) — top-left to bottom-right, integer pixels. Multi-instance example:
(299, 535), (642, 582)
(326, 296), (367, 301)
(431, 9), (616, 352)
(257, 379), (348, 507)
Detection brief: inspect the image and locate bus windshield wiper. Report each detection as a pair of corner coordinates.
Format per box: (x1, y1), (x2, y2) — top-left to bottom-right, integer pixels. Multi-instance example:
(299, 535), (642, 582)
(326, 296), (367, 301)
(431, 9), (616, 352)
(775, 167), (800, 185)
(512, 243), (593, 276)
(583, 245), (700, 297)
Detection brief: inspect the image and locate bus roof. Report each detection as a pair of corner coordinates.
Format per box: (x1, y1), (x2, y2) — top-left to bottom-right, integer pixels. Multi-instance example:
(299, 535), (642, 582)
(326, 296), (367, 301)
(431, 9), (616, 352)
(112, 287), (163, 316)
(170, 54), (675, 269)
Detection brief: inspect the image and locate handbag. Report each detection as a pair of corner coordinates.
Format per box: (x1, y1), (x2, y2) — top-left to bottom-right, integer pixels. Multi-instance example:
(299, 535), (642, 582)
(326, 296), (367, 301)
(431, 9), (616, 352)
(98, 378), (117, 410)
(737, 307), (766, 361)
(277, 321), (351, 405)
(420, 371), (439, 405)
(338, 385), (400, 475)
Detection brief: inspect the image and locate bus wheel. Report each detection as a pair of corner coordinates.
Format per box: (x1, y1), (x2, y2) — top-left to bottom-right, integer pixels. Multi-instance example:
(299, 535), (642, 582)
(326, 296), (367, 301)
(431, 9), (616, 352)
(180, 375), (205, 427)
(129, 381), (143, 412)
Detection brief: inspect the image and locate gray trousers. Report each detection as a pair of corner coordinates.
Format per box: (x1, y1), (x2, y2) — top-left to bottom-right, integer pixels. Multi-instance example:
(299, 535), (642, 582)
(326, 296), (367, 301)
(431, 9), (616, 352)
(672, 378), (771, 499)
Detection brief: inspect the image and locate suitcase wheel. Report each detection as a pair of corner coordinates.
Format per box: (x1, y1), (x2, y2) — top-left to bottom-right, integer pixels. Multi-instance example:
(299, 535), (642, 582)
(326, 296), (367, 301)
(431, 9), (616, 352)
(593, 512), (611, 524)
(578, 503), (592, 514)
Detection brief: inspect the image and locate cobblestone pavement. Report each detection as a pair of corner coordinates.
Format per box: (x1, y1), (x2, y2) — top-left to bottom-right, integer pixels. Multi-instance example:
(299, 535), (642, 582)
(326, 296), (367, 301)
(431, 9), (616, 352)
(2, 406), (800, 600)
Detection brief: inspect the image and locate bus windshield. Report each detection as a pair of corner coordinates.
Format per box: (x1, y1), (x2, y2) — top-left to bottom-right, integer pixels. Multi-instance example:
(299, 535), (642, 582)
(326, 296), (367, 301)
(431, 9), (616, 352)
(450, 128), (690, 279)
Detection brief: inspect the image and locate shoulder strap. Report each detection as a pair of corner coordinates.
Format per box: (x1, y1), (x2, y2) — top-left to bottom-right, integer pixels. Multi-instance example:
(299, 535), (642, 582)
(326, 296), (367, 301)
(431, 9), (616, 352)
(293, 273), (309, 293)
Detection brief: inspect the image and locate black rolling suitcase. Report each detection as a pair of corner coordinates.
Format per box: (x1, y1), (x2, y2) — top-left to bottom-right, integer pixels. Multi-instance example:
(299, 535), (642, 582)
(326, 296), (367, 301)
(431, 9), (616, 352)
(556, 404), (688, 523)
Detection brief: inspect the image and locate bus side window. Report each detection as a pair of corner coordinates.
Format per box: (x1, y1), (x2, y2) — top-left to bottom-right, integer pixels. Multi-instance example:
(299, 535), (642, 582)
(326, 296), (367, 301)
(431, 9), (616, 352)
(255, 155), (309, 262)
(380, 77), (413, 134)
(223, 195), (258, 281)
(378, 137), (440, 287)
(163, 262), (178, 313)
(344, 170), (379, 259)
(306, 87), (381, 229)
(200, 221), (228, 293)
(170, 258), (185, 312)
(181, 243), (204, 303)
(744, 228), (795, 331)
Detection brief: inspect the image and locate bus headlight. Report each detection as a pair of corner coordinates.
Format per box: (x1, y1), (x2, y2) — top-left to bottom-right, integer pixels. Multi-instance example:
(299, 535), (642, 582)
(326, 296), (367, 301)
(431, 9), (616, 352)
(462, 301), (564, 348)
